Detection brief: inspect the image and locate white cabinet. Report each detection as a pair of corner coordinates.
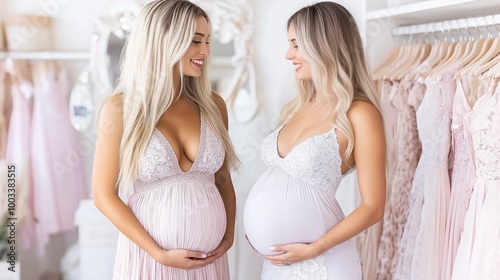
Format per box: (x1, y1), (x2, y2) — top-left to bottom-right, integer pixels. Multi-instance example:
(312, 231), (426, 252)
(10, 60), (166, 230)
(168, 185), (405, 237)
(75, 199), (119, 280)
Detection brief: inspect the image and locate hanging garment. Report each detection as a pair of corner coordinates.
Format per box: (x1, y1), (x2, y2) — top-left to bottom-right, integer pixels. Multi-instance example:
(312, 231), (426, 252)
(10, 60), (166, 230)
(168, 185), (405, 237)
(376, 64), (427, 280)
(358, 79), (400, 280)
(30, 62), (87, 253)
(113, 113), (230, 280)
(394, 62), (461, 280)
(0, 62), (12, 158)
(451, 78), (500, 280)
(5, 60), (36, 250)
(412, 62), (461, 280)
(441, 75), (477, 280)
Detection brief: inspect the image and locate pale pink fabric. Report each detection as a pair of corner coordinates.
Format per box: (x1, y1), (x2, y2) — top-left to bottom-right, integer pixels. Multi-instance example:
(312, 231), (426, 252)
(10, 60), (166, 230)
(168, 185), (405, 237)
(5, 62), (36, 250)
(30, 65), (87, 253)
(394, 63), (461, 280)
(451, 79), (500, 280)
(441, 77), (476, 280)
(359, 79), (399, 280)
(376, 72), (426, 280)
(0, 62), (9, 157)
(113, 114), (229, 280)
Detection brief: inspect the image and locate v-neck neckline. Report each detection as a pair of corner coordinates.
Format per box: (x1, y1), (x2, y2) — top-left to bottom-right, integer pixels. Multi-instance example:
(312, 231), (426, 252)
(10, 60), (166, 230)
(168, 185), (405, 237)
(275, 123), (336, 160)
(154, 113), (204, 174)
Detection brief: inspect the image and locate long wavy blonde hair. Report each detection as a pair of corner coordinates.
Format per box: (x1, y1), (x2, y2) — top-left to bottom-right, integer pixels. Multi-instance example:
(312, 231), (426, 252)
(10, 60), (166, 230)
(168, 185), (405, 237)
(280, 2), (381, 162)
(113, 0), (238, 192)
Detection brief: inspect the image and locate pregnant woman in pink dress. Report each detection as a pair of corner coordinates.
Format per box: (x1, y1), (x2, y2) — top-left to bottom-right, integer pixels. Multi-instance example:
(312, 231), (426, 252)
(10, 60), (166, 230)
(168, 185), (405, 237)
(244, 2), (386, 279)
(92, 1), (238, 279)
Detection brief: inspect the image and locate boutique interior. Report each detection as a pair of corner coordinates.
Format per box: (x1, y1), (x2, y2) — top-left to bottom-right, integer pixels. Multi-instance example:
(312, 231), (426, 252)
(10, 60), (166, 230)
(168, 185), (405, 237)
(1, 0), (500, 279)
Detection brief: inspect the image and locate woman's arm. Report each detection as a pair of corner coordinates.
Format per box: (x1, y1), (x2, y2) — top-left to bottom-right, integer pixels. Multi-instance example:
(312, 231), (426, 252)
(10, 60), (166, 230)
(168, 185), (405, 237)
(310, 100), (386, 255)
(209, 93), (237, 258)
(92, 96), (213, 269)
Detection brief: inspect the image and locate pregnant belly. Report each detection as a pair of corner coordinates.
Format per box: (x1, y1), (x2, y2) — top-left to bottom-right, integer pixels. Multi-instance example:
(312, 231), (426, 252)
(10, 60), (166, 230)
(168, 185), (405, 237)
(130, 182), (226, 253)
(243, 167), (327, 256)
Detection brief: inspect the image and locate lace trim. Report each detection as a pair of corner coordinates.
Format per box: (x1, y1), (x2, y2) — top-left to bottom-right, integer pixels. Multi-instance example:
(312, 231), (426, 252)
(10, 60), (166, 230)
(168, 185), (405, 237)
(134, 172), (214, 193)
(136, 113), (225, 184)
(262, 255), (328, 280)
(260, 125), (346, 192)
(471, 85), (500, 180)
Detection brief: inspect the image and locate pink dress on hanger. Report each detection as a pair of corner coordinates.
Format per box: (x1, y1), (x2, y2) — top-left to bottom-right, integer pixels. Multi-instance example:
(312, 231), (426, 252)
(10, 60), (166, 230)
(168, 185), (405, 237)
(394, 63), (461, 280)
(358, 79), (399, 280)
(30, 64), (87, 253)
(376, 68), (426, 280)
(5, 62), (36, 250)
(0, 62), (10, 157)
(451, 78), (500, 280)
(113, 114), (230, 280)
(441, 76), (477, 280)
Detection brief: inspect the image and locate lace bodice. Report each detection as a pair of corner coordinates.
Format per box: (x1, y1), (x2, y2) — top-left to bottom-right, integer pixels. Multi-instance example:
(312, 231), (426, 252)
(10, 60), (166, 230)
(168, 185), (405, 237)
(262, 255), (328, 280)
(134, 114), (225, 192)
(261, 125), (351, 193)
(416, 70), (457, 166)
(470, 80), (500, 180)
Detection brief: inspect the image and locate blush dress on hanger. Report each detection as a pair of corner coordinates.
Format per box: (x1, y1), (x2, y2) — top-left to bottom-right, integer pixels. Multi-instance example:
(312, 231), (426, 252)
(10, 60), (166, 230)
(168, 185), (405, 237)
(395, 63), (461, 280)
(30, 65), (87, 253)
(244, 124), (361, 280)
(112, 114), (230, 280)
(451, 78), (500, 280)
(376, 69), (426, 280)
(441, 76), (477, 280)
(358, 79), (398, 280)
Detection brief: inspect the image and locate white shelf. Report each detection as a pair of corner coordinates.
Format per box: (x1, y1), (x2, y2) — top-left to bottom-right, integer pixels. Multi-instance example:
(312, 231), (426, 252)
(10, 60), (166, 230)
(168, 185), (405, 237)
(0, 51), (90, 60)
(367, 0), (500, 24)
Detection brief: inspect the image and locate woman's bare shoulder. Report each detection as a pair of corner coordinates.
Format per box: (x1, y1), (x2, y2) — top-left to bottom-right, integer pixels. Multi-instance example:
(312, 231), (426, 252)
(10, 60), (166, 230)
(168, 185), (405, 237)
(347, 100), (382, 127)
(98, 94), (124, 129)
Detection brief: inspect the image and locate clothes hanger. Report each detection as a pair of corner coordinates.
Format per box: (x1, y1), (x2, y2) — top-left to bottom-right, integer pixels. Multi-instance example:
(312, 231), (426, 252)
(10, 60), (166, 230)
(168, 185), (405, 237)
(481, 54), (500, 78)
(401, 25), (435, 80)
(372, 38), (402, 80)
(406, 25), (440, 80)
(454, 18), (487, 79)
(399, 40), (431, 80)
(426, 23), (451, 68)
(373, 33), (409, 80)
(423, 21), (457, 78)
(456, 16), (495, 78)
(473, 16), (500, 76)
(430, 20), (470, 78)
(467, 16), (500, 76)
(383, 31), (423, 80)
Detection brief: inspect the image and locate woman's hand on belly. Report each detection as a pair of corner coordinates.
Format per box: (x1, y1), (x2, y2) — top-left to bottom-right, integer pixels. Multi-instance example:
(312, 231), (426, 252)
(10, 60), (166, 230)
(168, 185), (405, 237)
(264, 243), (320, 266)
(154, 248), (218, 270)
(207, 238), (232, 261)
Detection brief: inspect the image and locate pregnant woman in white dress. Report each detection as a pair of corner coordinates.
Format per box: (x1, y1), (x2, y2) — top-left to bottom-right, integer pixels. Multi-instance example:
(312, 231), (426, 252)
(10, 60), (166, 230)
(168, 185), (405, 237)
(244, 2), (386, 279)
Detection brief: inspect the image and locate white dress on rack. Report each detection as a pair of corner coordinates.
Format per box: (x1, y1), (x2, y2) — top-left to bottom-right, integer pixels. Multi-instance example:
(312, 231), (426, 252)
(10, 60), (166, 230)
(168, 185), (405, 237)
(244, 124), (361, 280)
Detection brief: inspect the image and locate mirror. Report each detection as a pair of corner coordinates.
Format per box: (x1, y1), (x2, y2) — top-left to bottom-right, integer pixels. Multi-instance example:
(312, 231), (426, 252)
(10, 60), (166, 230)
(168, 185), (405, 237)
(106, 33), (127, 86)
(90, 0), (258, 122)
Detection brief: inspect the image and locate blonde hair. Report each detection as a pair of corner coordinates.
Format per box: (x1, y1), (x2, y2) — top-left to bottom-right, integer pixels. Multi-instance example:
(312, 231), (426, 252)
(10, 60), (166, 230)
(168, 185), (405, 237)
(113, 0), (238, 192)
(281, 2), (381, 162)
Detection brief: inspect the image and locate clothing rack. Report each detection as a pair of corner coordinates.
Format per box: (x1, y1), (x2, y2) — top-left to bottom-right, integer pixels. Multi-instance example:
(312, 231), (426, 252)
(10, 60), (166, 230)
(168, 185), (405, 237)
(0, 51), (90, 60)
(392, 13), (500, 36)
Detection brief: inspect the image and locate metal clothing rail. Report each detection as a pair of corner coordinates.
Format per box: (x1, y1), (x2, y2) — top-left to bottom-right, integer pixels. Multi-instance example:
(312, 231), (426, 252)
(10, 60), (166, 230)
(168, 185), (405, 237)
(392, 14), (500, 36)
